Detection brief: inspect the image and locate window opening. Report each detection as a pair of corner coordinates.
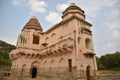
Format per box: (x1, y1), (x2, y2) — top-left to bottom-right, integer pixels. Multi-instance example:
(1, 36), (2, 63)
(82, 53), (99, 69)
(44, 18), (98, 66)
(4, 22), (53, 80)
(33, 36), (39, 44)
(68, 59), (72, 72)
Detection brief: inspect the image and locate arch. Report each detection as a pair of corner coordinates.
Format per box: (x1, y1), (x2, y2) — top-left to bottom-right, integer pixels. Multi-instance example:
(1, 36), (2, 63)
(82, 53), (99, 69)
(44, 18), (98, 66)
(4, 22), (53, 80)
(43, 61), (48, 74)
(86, 65), (91, 80)
(31, 54), (35, 58)
(59, 58), (64, 67)
(23, 64), (26, 68)
(31, 61), (39, 68)
(49, 60), (56, 74)
(21, 64), (27, 76)
(31, 67), (37, 78)
(31, 61), (39, 78)
(78, 37), (81, 44)
(85, 38), (92, 49)
(20, 35), (26, 44)
(36, 53), (39, 56)
(27, 54), (30, 57)
(50, 59), (55, 67)
(19, 52), (26, 56)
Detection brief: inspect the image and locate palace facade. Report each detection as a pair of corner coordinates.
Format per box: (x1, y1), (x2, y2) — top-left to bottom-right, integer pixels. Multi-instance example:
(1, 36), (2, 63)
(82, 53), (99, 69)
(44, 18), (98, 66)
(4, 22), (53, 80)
(9, 3), (97, 80)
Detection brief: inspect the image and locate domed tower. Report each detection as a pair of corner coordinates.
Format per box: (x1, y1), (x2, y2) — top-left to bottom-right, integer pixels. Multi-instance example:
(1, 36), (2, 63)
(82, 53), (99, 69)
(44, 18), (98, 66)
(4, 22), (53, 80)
(17, 16), (43, 49)
(62, 3), (97, 80)
(62, 3), (85, 21)
(9, 16), (43, 78)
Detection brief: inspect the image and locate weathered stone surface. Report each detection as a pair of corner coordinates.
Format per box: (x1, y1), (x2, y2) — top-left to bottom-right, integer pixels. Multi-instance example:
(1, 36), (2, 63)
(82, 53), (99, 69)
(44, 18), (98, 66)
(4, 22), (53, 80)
(9, 3), (97, 80)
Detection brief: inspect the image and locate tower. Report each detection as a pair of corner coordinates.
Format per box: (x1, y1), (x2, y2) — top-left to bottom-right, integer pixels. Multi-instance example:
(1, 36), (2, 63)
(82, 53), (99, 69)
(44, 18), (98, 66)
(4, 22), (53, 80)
(62, 3), (97, 80)
(9, 3), (97, 80)
(9, 16), (43, 79)
(17, 16), (43, 49)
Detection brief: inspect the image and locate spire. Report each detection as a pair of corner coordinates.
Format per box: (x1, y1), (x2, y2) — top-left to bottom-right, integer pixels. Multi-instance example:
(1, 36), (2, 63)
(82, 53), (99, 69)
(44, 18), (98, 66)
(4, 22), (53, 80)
(22, 16), (43, 31)
(63, 3), (84, 14)
(62, 3), (85, 20)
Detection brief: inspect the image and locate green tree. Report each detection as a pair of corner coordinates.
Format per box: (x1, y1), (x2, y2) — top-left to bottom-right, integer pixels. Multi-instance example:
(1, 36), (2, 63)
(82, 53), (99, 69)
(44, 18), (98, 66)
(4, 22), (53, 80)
(99, 51), (120, 70)
(0, 40), (16, 67)
(96, 57), (105, 70)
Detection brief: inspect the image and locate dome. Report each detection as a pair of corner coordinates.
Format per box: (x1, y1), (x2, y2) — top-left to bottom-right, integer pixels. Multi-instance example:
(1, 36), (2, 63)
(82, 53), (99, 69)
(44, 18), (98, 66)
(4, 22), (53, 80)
(63, 3), (84, 13)
(62, 3), (85, 19)
(22, 16), (43, 31)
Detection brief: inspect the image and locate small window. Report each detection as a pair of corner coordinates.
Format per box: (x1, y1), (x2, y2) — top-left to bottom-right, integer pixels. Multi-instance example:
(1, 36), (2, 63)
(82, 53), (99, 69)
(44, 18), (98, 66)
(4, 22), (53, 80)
(68, 59), (72, 72)
(33, 36), (39, 44)
(78, 37), (81, 44)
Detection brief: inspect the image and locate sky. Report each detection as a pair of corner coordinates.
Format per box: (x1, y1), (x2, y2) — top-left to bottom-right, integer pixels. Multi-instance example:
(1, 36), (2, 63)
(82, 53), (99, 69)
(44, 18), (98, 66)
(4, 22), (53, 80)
(0, 0), (120, 57)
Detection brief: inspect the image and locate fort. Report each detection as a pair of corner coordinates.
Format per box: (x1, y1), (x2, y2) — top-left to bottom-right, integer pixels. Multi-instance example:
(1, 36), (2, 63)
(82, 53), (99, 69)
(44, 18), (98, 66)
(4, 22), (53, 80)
(9, 3), (97, 80)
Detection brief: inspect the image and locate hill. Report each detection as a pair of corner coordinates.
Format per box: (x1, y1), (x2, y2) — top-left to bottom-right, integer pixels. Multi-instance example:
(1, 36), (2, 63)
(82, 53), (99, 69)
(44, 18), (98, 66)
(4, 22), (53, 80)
(0, 40), (16, 66)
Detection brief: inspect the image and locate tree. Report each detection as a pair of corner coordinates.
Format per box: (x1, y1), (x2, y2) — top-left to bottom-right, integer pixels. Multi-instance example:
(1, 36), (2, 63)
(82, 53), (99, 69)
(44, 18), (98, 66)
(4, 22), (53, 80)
(96, 57), (105, 70)
(99, 51), (120, 70)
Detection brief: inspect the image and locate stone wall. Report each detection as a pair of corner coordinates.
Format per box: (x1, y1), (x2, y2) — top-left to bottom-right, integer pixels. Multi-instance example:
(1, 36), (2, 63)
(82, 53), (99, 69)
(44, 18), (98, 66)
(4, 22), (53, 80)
(9, 66), (98, 80)
(9, 66), (79, 80)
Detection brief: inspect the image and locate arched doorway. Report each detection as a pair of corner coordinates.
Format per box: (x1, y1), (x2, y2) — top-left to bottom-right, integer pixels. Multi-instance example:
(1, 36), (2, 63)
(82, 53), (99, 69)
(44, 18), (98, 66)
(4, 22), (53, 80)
(31, 61), (39, 78)
(31, 67), (37, 78)
(86, 66), (91, 80)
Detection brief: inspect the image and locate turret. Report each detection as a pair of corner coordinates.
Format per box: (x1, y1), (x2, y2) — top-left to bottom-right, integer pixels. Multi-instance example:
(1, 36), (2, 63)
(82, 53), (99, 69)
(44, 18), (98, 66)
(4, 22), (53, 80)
(62, 3), (85, 21)
(16, 16), (43, 50)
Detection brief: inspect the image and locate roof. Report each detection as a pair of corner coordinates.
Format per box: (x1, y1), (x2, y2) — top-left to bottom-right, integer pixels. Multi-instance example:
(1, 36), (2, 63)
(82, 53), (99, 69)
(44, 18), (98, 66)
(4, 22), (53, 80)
(22, 16), (43, 31)
(63, 3), (84, 15)
(45, 15), (92, 33)
(45, 3), (91, 33)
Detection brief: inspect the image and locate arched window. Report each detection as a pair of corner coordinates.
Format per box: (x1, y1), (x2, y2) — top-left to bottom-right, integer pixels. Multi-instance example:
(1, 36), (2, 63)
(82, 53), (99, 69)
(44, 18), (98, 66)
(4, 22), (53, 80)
(50, 60), (55, 74)
(59, 58), (65, 68)
(33, 36), (39, 44)
(85, 38), (92, 49)
(78, 37), (81, 44)
(50, 60), (55, 67)
(21, 64), (27, 76)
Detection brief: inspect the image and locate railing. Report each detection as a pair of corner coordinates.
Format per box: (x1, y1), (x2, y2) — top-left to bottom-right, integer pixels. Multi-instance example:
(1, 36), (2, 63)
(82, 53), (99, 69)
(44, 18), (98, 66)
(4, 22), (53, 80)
(40, 37), (74, 54)
(83, 49), (95, 57)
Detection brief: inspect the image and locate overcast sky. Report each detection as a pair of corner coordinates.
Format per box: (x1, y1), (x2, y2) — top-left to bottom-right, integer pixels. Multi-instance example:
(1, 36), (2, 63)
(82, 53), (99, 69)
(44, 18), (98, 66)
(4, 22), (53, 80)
(0, 0), (120, 57)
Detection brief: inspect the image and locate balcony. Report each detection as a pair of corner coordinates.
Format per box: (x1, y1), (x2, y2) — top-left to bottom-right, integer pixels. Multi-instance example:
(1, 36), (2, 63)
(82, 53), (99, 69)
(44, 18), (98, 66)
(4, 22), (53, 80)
(83, 49), (95, 58)
(39, 37), (74, 59)
(9, 37), (74, 60)
(9, 48), (39, 60)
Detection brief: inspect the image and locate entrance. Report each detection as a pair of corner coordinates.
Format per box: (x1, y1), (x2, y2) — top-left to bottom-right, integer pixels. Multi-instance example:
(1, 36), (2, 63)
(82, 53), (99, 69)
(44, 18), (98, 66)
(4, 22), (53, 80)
(31, 67), (37, 78)
(68, 59), (72, 72)
(86, 66), (90, 80)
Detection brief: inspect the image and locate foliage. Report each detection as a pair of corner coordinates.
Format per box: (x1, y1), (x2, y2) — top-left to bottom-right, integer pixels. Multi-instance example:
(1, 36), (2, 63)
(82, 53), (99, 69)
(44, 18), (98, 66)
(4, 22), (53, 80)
(0, 59), (11, 66)
(0, 40), (16, 66)
(97, 51), (120, 70)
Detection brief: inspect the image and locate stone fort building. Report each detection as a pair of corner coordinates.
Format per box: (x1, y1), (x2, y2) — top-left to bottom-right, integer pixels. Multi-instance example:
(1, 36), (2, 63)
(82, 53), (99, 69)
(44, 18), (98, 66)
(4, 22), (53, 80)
(10, 3), (97, 80)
